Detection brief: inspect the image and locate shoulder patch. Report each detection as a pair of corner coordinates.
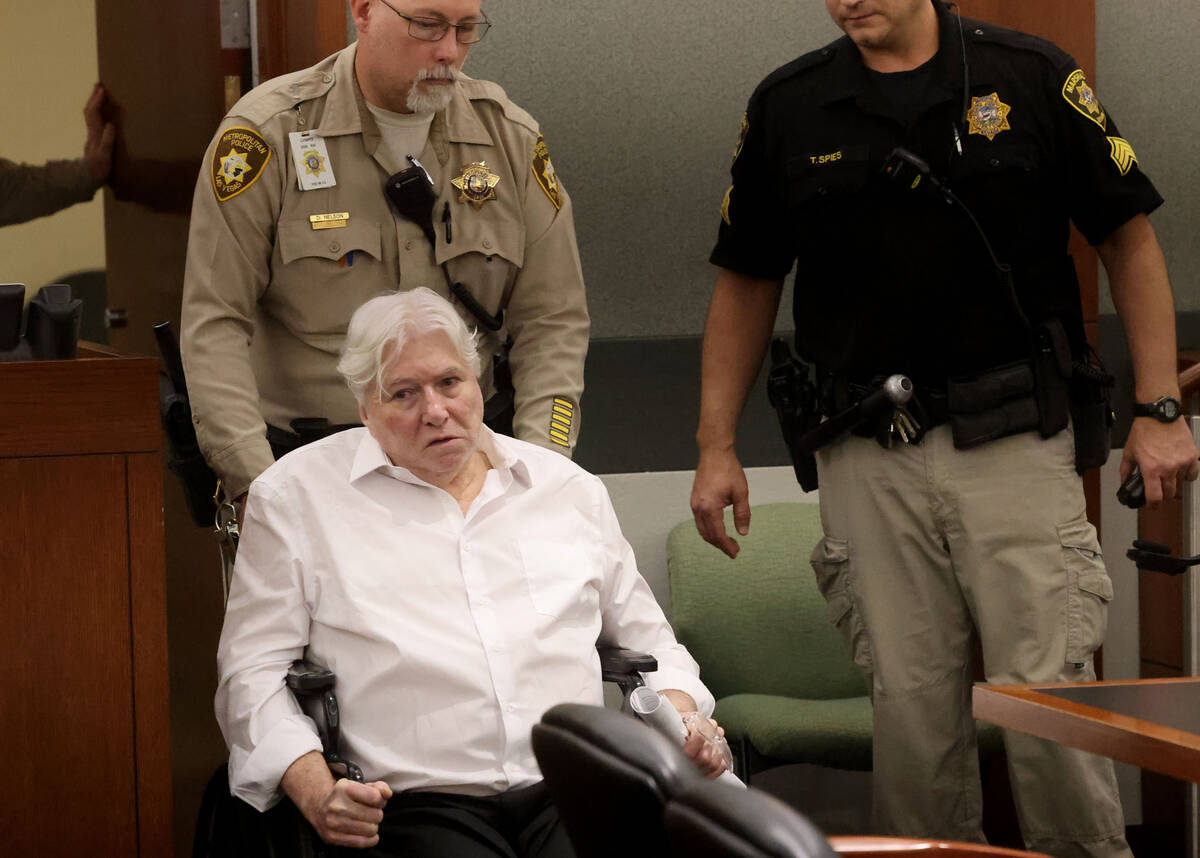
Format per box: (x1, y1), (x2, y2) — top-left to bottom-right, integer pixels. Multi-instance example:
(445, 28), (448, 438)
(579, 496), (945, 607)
(732, 114), (749, 163)
(211, 126), (272, 202)
(531, 134), (562, 210)
(1062, 69), (1106, 131)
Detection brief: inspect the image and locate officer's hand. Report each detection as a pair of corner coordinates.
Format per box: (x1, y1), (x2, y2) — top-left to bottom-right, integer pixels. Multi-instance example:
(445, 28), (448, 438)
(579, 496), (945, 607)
(311, 778), (393, 848)
(82, 83), (116, 185)
(1123, 417), (1200, 506)
(690, 447), (750, 558)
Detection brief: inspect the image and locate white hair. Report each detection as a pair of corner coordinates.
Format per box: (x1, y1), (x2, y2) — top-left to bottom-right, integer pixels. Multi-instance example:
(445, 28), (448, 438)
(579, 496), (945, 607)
(337, 287), (480, 404)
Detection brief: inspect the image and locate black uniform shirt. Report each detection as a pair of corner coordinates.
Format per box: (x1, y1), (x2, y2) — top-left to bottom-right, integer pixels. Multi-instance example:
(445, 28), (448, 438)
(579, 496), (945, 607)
(712, 0), (1162, 387)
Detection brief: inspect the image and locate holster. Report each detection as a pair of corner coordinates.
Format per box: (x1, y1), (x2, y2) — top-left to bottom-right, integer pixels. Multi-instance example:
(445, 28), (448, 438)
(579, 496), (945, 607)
(1068, 349), (1115, 474)
(767, 339), (820, 492)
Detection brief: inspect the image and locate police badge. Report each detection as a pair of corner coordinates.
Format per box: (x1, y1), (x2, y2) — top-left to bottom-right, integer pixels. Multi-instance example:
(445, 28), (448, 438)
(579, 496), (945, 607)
(967, 92), (1012, 142)
(451, 162), (501, 209)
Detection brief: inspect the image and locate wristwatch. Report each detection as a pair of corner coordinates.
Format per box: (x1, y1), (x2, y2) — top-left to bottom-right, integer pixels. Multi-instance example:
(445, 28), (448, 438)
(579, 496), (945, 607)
(1132, 395), (1182, 422)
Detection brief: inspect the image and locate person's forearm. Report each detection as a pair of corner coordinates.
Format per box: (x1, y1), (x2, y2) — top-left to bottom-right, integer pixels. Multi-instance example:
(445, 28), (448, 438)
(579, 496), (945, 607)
(282, 750), (337, 824)
(695, 270), (784, 453)
(1099, 214), (1181, 401)
(0, 158), (96, 227)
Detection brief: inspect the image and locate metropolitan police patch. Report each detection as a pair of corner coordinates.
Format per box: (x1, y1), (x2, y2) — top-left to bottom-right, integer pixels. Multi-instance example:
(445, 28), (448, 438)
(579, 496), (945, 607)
(211, 126), (272, 202)
(1062, 69), (1107, 131)
(532, 135), (562, 211)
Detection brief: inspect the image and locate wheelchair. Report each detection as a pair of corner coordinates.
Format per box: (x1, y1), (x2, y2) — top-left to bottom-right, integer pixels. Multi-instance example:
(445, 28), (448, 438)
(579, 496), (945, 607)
(192, 647), (660, 857)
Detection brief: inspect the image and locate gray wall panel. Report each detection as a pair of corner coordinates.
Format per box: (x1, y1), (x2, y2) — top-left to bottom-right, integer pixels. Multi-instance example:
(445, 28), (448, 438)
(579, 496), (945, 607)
(1096, 0), (1200, 315)
(467, 1), (837, 337)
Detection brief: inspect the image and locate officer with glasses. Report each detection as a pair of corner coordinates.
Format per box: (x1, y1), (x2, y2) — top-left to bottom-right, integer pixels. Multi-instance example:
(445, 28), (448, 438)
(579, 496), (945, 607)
(181, 0), (590, 513)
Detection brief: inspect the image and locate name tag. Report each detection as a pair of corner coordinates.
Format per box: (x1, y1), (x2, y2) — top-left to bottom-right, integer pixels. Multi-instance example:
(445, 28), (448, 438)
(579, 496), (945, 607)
(309, 212), (349, 230)
(289, 130), (337, 190)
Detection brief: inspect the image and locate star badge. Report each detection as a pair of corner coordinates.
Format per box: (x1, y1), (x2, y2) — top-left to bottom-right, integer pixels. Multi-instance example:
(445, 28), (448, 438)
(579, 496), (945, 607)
(303, 151), (327, 177)
(220, 148), (253, 182)
(967, 92), (1012, 141)
(452, 162), (500, 209)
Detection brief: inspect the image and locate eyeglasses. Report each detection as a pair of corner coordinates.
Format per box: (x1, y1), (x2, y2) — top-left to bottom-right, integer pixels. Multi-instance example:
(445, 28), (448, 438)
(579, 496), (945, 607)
(378, 0), (492, 44)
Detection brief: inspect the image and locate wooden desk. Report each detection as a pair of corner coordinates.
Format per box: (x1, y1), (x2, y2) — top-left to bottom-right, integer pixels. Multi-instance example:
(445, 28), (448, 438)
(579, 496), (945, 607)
(973, 678), (1200, 782)
(0, 350), (172, 856)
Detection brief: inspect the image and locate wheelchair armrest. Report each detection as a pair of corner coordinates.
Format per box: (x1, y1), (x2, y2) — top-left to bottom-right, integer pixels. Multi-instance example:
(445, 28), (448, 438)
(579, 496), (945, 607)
(598, 646), (657, 700)
(286, 660), (364, 783)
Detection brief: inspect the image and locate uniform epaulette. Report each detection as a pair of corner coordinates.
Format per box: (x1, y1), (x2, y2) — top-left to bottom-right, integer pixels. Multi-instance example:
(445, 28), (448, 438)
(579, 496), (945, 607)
(754, 36), (842, 97)
(962, 16), (1072, 68)
(231, 55), (339, 125)
(459, 77), (540, 134)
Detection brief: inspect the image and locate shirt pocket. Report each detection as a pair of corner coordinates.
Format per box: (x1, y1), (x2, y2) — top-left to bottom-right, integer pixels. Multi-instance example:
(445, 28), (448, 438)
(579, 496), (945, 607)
(517, 537), (601, 622)
(785, 146), (873, 209)
(437, 216), (524, 323)
(277, 217), (383, 266)
(950, 141), (1041, 187)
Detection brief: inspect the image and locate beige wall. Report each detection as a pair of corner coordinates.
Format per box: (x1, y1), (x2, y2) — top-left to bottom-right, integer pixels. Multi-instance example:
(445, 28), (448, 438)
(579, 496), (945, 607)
(1, 3), (105, 301)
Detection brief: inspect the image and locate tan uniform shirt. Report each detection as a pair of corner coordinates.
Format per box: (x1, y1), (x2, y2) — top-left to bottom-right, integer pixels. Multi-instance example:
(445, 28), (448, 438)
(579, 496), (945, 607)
(181, 44), (589, 498)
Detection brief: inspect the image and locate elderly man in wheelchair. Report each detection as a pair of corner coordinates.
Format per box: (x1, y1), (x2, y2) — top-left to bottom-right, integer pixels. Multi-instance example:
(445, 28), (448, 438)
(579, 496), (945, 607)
(214, 287), (727, 857)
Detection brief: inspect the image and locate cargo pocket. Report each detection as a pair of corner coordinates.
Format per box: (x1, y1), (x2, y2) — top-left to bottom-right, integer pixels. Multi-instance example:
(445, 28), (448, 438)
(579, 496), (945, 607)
(809, 536), (874, 675)
(1059, 517), (1113, 664)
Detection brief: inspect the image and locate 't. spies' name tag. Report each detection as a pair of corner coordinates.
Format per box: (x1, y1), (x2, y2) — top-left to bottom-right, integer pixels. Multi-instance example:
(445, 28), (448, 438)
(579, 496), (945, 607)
(289, 130), (337, 190)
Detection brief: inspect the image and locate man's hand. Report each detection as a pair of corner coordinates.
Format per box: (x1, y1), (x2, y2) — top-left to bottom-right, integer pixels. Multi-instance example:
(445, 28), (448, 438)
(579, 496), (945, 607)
(82, 83), (116, 186)
(308, 778), (393, 848)
(1122, 416), (1199, 506)
(690, 446), (751, 558)
(660, 689), (728, 779)
(283, 750), (393, 848)
(681, 716), (729, 780)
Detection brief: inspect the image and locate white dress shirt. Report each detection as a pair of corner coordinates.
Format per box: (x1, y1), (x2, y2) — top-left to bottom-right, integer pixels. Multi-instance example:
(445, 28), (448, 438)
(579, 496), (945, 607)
(216, 427), (714, 811)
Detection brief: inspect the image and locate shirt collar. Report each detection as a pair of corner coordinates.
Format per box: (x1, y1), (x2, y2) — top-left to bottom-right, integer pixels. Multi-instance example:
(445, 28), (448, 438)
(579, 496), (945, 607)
(816, 0), (965, 111)
(314, 45), (494, 149)
(349, 425), (532, 490)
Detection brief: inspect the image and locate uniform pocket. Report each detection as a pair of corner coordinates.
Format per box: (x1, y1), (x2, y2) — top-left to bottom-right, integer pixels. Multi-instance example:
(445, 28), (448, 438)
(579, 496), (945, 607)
(809, 536), (874, 675)
(277, 217), (383, 265)
(517, 538), (600, 622)
(1058, 516), (1112, 663)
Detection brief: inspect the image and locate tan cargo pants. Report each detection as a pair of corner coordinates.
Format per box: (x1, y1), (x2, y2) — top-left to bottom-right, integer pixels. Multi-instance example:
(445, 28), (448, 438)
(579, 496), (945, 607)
(812, 424), (1131, 858)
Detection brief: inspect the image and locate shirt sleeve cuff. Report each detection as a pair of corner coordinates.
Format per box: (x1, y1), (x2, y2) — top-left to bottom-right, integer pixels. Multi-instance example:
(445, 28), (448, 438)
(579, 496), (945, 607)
(646, 667), (716, 720)
(209, 436), (277, 500)
(227, 714), (324, 812)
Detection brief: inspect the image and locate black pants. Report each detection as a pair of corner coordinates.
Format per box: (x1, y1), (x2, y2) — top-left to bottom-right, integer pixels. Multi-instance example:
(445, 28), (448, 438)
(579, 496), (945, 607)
(362, 783), (575, 858)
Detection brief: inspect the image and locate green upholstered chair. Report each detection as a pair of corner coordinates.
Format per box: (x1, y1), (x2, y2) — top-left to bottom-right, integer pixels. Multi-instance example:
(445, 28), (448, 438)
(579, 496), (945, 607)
(667, 502), (873, 782)
(667, 501), (1004, 784)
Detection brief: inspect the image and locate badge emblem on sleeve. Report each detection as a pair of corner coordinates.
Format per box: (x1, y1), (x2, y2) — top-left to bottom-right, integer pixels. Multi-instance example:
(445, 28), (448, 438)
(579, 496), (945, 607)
(532, 135), (562, 211)
(1107, 137), (1138, 176)
(549, 397), (575, 448)
(967, 93), (1012, 141)
(732, 114), (749, 163)
(211, 127), (272, 202)
(452, 162), (501, 209)
(1062, 69), (1107, 130)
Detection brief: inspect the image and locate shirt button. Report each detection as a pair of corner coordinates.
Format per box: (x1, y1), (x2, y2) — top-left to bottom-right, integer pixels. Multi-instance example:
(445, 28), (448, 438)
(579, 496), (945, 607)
(482, 239), (493, 250)
(404, 239), (414, 251)
(329, 241), (341, 254)
(506, 703), (516, 713)
(322, 73), (333, 83)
